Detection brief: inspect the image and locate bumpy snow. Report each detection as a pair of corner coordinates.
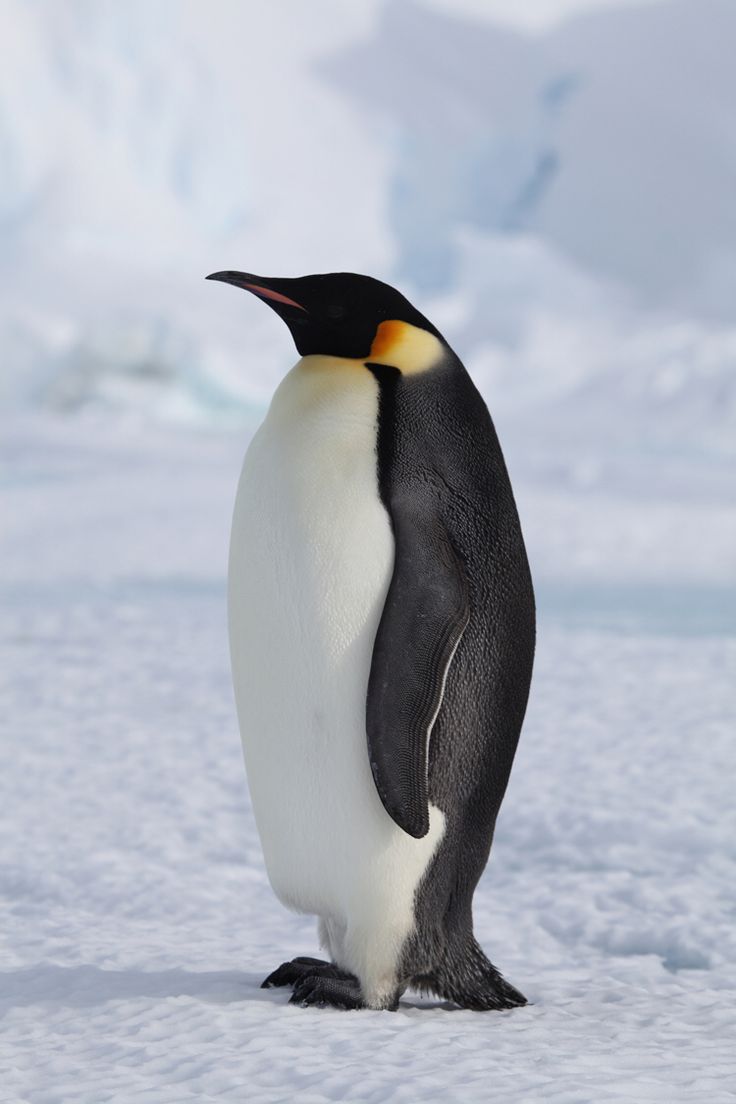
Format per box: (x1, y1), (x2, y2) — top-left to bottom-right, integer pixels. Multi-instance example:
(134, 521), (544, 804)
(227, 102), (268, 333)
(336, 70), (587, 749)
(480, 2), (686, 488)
(1, 417), (734, 1103)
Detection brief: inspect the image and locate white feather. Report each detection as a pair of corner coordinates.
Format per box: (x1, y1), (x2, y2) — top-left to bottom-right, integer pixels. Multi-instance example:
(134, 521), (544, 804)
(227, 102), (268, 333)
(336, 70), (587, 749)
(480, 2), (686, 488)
(228, 354), (445, 1008)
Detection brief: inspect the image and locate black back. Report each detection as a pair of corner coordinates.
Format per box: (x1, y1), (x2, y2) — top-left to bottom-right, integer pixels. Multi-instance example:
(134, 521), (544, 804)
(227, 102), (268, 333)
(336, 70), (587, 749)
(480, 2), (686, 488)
(366, 348), (535, 969)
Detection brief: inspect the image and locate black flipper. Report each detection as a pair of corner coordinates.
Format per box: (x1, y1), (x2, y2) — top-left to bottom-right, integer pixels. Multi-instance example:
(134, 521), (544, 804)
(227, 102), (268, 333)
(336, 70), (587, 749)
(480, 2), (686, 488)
(367, 507), (469, 838)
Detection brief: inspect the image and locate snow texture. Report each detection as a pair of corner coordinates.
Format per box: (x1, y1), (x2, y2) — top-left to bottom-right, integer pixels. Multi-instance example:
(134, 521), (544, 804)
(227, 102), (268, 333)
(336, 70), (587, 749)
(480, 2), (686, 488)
(1, 416), (734, 1103)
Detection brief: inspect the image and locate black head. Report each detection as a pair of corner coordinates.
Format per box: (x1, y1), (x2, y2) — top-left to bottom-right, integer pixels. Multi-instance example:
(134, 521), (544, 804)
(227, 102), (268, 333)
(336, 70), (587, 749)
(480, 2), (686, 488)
(205, 270), (442, 359)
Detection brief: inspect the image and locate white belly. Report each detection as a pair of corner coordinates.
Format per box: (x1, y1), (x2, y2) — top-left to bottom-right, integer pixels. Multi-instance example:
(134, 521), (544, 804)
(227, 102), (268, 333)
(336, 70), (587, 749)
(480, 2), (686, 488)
(228, 355), (444, 997)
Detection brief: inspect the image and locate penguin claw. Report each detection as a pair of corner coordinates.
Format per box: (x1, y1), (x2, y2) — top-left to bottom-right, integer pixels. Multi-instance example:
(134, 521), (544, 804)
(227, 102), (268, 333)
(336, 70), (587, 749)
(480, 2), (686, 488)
(261, 956), (330, 989)
(261, 956), (358, 992)
(289, 973), (364, 1010)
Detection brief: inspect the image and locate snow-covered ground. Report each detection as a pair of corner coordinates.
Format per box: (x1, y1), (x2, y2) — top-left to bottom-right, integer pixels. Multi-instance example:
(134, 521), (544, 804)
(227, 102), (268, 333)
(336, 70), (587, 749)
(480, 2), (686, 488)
(1, 415), (734, 1103)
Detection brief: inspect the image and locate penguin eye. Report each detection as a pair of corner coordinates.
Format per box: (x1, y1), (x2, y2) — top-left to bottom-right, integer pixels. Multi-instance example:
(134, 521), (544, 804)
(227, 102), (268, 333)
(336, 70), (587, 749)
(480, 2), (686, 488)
(326, 304), (346, 320)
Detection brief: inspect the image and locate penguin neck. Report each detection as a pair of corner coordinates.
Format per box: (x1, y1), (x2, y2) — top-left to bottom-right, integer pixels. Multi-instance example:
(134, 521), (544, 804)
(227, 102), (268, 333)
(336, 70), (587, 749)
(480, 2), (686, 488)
(266, 318), (450, 431)
(267, 354), (381, 431)
(367, 320), (445, 376)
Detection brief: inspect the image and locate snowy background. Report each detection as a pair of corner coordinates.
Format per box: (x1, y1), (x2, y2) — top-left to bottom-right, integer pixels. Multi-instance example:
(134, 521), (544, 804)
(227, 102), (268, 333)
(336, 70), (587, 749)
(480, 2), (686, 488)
(1, 0), (735, 1100)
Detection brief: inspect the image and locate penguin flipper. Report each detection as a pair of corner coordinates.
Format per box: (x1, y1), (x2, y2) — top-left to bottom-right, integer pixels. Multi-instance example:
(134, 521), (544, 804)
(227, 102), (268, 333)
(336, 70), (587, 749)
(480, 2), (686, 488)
(367, 509), (469, 839)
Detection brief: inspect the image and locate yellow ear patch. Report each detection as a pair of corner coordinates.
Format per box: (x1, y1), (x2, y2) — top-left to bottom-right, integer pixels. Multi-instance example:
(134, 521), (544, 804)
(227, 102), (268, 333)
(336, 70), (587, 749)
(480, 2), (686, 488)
(369, 320), (443, 375)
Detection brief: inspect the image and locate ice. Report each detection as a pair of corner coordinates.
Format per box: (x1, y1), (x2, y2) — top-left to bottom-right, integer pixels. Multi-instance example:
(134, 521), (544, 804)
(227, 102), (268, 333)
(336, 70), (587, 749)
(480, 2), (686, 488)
(1, 0), (736, 441)
(327, 0), (736, 319)
(0, 0), (391, 419)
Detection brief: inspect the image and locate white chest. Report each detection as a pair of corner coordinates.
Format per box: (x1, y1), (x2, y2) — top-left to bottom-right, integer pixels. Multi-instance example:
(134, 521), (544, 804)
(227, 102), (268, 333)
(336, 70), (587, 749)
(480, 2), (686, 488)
(229, 354), (393, 671)
(228, 358), (395, 901)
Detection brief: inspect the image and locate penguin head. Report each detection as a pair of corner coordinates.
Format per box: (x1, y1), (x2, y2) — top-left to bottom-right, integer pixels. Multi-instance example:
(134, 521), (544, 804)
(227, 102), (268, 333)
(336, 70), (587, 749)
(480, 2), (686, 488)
(206, 270), (444, 364)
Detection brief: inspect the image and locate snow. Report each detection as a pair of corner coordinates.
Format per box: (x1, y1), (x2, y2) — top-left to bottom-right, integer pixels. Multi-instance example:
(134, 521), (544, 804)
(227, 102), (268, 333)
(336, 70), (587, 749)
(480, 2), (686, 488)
(1, 416), (735, 1102)
(2, 0), (736, 429)
(0, 0), (391, 413)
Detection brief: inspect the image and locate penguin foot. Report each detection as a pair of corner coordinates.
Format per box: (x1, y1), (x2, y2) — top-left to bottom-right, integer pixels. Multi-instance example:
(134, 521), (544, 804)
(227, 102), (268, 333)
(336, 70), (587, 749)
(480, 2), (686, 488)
(454, 976), (527, 1011)
(261, 956), (356, 990)
(416, 940), (527, 1011)
(438, 967), (527, 1011)
(289, 973), (364, 1010)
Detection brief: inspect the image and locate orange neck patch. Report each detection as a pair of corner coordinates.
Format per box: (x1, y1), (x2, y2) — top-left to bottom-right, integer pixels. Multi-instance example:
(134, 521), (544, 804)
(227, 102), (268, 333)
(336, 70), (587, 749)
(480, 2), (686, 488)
(370, 320), (408, 359)
(368, 320), (443, 375)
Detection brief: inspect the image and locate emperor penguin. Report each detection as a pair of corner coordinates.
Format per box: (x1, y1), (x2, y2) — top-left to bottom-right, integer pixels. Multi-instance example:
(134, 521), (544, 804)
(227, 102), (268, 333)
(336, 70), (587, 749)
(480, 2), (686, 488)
(207, 270), (535, 1011)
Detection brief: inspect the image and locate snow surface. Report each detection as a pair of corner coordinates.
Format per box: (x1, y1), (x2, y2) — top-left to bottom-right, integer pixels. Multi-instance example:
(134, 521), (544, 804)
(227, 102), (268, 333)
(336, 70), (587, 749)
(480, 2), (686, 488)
(1, 416), (735, 1103)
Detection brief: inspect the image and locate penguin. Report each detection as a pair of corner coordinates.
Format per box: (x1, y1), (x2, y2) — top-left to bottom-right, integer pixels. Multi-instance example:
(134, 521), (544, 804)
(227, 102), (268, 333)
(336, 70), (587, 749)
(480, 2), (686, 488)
(207, 270), (535, 1011)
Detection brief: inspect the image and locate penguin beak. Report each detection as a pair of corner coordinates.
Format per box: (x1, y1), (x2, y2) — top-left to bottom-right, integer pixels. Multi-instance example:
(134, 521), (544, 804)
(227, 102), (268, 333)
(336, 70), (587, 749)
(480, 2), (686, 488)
(206, 271), (308, 313)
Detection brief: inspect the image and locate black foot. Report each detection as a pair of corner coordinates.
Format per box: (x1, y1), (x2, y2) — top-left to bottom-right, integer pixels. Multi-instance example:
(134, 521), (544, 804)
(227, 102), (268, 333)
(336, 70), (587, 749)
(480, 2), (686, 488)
(444, 966), (527, 1011)
(290, 973), (364, 1010)
(262, 956), (357, 991)
(414, 940), (528, 1012)
(262, 957), (329, 989)
(462, 975), (527, 1011)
